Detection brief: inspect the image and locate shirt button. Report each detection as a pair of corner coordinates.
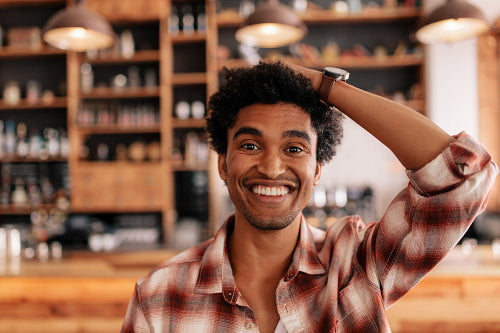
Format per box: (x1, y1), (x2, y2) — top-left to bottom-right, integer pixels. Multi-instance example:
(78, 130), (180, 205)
(245, 322), (255, 330)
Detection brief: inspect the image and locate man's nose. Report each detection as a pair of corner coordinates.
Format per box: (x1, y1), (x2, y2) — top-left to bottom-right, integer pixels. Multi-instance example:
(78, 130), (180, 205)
(256, 151), (286, 179)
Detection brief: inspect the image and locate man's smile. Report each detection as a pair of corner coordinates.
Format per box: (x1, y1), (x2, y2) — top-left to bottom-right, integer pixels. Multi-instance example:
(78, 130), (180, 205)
(251, 184), (290, 196)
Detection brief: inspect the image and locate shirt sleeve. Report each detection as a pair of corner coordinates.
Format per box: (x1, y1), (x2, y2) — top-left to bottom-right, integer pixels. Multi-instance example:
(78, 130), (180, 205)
(360, 132), (498, 308)
(121, 284), (150, 333)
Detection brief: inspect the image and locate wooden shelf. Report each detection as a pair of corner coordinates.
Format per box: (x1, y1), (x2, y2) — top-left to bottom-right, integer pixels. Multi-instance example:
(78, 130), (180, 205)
(77, 124), (161, 135)
(172, 162), (208, 172)
(171, 32), (207, 44)
(172, 118), (205, 128)
(0, 0), (64, 8)
(217, 7), (422, 27)
(70, 206), (163, 213)
(0, 46), (66, 59)
(80, 50), (160, 65)
(0, 156), (67, 163)
(218, 55), (424, 71)
(171, 72), (207, 85)
(0, 203), (61, 215)
(0, 97), (67, 110)
(80, 87), (160, 99)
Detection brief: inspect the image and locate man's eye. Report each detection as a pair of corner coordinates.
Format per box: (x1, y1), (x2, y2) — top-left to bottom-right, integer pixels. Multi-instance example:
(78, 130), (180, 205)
(287, 146), (303, 153)
(241, 143), (258, 150)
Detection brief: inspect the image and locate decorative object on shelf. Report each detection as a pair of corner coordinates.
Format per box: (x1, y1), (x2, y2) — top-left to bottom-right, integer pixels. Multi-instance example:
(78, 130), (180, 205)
(7, 27), (42, 49)
(330, 1), (350, 14)
(347, 0), (362, 13)
(416, 0), (489, 44)
(235, 0), (307, 48)
(128, 140), (147, 162)
(26, 80), (42, 105)
(42, 0), (115, 52)
(169, 6), (180, 34)
(80, 63), (94, 93)
(3, 81), (21, 106)
(175, 101), (191, 120)
(181, 4), (195, 35)
(191, 100), (205, 119)
(120, 30), (135, 59)
(239, 0), (255, 18)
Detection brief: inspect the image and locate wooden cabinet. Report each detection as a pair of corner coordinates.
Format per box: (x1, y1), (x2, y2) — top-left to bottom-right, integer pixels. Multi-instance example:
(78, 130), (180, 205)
(71, 163), (165, 211)
(66, 0), (219, 244)
(0, 0), (69, 216)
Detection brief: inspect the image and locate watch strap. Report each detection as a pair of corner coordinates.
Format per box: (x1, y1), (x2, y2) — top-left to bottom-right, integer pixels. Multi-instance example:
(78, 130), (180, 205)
(318, 75), (336, 104)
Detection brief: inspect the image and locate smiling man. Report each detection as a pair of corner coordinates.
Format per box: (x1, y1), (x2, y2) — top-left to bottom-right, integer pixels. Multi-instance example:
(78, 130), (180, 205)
(122, 62), (497, 333)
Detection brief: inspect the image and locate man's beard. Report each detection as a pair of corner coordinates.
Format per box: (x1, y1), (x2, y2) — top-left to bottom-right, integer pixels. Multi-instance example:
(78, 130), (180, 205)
(241, 206), (300, 230)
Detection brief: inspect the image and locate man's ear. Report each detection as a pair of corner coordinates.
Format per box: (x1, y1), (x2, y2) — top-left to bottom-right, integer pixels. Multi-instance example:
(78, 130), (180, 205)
(218, 154), (228, 181)
(313, 162), (322, 186)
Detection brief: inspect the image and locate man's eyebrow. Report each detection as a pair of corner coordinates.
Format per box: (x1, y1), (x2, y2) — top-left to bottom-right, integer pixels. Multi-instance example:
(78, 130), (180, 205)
(283, 130), (311, 144)
(232, 126), (262, 140)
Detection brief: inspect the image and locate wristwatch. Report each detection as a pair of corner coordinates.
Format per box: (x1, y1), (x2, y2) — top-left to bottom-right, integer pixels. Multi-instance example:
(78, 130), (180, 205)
(318, 67), (349, 105)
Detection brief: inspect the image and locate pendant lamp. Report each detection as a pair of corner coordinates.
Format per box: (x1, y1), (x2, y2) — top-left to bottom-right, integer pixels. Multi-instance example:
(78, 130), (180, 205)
(235, 0), (307, 48)
(416, 0), (489, 44)
(42, 0), (115, 52)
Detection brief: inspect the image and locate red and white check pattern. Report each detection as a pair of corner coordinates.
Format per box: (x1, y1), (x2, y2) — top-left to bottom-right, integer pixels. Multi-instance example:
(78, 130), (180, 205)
(122, 132), (497, 333)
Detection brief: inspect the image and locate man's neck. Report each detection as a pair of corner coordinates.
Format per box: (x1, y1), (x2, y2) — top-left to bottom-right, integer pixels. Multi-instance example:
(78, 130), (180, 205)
(228, 214), (301, 283)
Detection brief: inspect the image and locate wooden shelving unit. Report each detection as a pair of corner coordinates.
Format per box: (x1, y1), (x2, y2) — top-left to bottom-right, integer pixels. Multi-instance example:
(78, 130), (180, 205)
(0, 0), (425, 246)
(217, 3), (425, 113)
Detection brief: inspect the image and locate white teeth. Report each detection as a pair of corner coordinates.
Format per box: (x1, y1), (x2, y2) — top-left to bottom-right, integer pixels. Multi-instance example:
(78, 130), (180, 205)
(253, 185), (289, 196)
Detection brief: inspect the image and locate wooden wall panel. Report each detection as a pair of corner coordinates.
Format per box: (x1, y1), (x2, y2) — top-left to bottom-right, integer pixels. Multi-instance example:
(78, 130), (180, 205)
(478, 32), (500, 212)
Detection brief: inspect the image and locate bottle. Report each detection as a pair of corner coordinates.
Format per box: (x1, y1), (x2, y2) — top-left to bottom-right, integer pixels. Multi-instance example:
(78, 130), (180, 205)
(45, 128), (60, 158)
(181, 5), (195, 35)
(347, 0), (362, 12)
(5, 120), (16, 157)
(80, 63), (94, 93)
(120, 30), (135, 59)
(169, 6), (180, 35)
(0, 120), (4, 158)
(11, 177), (28, 206)
(3, 81), (20, 106)
(16, 122), (29, 158)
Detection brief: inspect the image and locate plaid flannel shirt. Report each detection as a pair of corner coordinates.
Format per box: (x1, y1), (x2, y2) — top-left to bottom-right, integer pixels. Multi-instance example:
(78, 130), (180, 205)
(122, 132), (497, 333)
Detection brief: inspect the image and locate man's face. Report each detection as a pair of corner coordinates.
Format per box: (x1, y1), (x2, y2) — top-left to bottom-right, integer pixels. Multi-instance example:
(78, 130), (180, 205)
(218, 103), (321, 231)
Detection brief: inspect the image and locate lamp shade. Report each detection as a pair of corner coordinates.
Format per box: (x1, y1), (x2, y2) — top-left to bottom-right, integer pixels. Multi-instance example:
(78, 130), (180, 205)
(235, 0), (307, 48)
(416, 0), (489, 44)
(42, 3), (115, 52)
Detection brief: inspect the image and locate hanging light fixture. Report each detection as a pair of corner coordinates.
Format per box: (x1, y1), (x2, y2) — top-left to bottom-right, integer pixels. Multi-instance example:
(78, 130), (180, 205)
(42, 0), (115, 52)
(235, 0), (307, 48)
(416, 0), (489, 44)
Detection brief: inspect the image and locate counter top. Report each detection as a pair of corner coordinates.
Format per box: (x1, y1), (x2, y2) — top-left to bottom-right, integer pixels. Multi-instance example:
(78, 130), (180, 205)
(1, 245), (500, 333)
(0, 248), (180, 278)
(1, 244), (499, 278)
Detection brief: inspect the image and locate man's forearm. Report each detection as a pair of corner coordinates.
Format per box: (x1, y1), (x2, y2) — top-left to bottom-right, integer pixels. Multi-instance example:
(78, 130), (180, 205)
(289, 63), (453, 170)
(330, 81), (453, 170)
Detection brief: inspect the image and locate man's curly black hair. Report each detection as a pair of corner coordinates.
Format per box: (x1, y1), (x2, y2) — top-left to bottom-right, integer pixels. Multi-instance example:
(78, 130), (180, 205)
(205, 61), (343, 164)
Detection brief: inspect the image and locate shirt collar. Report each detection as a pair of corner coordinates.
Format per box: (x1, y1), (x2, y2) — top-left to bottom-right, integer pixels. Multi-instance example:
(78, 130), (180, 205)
(195, 214), (327, 302)
(286, 215), (327, 281)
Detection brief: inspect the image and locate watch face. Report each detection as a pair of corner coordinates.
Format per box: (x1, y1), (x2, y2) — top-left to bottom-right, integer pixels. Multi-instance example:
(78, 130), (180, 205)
(323, 67), (350, 81)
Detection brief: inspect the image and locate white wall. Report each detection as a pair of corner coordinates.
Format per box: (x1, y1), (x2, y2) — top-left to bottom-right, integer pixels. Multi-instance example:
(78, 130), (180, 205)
(319, 0), (500, 219)
(424, 0), (500, 138)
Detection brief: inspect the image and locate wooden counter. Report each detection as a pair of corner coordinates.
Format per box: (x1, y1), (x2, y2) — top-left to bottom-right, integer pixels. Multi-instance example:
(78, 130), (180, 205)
(1, 246), (500, 333)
